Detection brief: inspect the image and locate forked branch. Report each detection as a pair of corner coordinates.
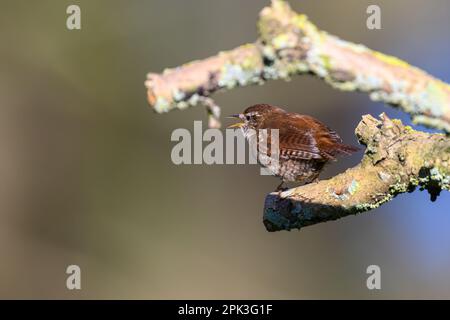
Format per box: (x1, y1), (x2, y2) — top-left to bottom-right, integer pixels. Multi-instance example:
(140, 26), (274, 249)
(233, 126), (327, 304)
(144, 0), (450, 231)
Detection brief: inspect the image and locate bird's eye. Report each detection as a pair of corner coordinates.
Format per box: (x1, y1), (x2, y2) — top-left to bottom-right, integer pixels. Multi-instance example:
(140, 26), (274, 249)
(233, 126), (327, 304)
(245, 115), (251, 121)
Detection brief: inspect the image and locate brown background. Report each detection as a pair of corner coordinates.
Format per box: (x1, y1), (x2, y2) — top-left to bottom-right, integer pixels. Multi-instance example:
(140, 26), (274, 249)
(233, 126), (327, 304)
(1, 0), (449, 298)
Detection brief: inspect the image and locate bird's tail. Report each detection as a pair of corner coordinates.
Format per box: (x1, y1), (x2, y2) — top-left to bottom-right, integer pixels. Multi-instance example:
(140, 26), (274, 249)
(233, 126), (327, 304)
(334, 143), (360, 155)
(322, 143), (360, 160)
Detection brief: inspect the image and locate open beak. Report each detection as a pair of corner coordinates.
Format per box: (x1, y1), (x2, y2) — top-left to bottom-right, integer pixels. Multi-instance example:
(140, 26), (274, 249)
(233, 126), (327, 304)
(227, 114), (244, 128)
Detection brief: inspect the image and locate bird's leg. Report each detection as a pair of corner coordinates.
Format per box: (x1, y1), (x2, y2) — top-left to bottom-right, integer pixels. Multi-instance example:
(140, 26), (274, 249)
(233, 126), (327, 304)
(306, 172), (321, 185)
(311, 176), (320, 184)
(275, 181), (286, 192)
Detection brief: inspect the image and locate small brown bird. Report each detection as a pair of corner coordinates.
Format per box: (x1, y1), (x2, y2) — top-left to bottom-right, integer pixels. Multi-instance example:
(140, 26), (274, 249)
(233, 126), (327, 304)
(228, 104), (359, 190)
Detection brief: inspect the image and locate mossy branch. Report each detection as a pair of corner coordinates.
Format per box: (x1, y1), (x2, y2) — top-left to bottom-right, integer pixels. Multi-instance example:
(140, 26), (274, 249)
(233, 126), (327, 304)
(145, 0), (450, 132)
(144, 0), (450, 231)
(264, 113), (450, 231)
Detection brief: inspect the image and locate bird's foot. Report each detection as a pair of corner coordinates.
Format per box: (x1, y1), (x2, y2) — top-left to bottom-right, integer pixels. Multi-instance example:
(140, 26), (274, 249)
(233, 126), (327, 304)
(275, 182), (289, 197)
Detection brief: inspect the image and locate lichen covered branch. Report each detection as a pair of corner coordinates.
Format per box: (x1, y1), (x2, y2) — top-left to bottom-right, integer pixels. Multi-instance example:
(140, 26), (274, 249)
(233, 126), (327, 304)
(145, 43), (264, 118)
(145, 0), (450, 132)
(145, 0), (450, 231)
(263, 113), (450, 232)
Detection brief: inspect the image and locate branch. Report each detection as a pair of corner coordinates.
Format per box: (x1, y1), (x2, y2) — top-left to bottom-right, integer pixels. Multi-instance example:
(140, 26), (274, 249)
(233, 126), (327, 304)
(145, 0), (450, 132)
(264, 113), (450, 231)
(144, 0), (450, 232)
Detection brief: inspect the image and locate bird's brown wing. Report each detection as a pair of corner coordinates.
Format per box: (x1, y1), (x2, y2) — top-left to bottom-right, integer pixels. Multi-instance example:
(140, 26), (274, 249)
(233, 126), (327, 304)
(257, 114), (324, 160)
(289, 114), (358, 159)
(258, 113), (358, 161)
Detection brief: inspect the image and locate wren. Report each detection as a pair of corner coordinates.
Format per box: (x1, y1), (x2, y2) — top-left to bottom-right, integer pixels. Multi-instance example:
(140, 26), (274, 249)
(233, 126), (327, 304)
(228, 104), (359, 190)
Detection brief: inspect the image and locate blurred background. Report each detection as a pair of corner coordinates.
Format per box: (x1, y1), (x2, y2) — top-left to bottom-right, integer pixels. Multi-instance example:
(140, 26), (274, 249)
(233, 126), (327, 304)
(0, 0), (449, 299)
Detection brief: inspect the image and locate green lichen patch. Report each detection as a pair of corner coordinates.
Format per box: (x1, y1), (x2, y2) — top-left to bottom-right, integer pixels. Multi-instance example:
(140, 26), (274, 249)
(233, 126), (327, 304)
(372, 50), (411, 69)
(153, 97), (171, 113)
(347, 179), (359, 195)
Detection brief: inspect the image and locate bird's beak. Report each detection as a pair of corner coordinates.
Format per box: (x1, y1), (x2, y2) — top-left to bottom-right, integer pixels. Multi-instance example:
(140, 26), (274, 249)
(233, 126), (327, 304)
(227, 122), (244, 128)
(227, 114), (244, 128)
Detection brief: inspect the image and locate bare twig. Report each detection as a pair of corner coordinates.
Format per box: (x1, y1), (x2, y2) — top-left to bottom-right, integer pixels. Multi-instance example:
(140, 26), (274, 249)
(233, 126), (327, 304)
(200, 96), (222, 129)
(145, 0), (450, 132)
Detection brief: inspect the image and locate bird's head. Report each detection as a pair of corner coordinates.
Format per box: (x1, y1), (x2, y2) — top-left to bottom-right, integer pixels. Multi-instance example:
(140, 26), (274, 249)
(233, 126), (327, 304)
(227, 104), (285, 130)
